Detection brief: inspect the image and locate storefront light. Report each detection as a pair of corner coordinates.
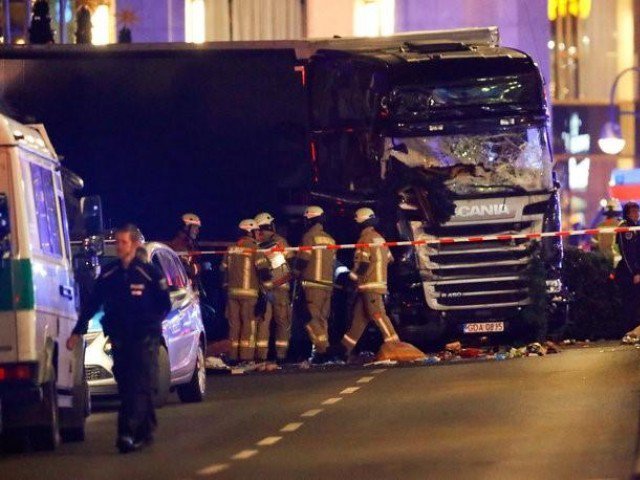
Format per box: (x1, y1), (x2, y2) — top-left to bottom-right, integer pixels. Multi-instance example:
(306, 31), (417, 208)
(91, 5), (110, 45)
(354, 0), (395, 37)
(185, 0), (206, 44)
(598, 122), (626, 155)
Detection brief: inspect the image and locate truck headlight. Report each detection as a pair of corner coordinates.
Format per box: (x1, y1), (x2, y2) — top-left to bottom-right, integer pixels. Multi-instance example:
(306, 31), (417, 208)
(546, 279), (562, 294)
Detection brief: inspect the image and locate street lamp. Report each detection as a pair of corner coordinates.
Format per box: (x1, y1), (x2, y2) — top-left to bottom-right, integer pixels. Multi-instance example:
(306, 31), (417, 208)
(598, 66), (640, 155)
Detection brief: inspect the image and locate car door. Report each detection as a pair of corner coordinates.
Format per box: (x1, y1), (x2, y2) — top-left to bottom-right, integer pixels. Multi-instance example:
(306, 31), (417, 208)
(153, 248), (195, 380)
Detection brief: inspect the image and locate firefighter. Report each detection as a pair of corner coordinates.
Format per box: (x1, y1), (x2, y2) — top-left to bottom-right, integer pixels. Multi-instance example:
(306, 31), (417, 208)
(293, 206), (337, 363)
(221, 219), (260, 364)
(254, 212), (293, 362)
(616, 202), (640, 342)
(66, 224), (171, 454)
(341, 208), (400, 355)
(168, 213), (203, 280)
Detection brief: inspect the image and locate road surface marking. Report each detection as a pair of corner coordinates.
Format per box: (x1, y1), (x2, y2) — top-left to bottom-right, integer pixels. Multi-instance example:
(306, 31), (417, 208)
(257, 436), (283, 446)
(197, 463), (230, 476)
(371, 368), (387, 374)
(357, 376), (374, 383)
(301, 409), (323, 417)
(322, 397), (343, 405)
(231, 449), (259, 460)
(280, 422), (304, 432)
(340, 386), (361, 394)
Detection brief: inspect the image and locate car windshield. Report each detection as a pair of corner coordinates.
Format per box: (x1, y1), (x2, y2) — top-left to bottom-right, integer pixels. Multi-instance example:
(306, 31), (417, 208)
(383, 126), (553, 195)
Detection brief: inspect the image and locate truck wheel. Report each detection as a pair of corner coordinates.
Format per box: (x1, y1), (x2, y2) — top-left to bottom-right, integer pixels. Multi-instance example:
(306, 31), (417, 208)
(177, 343), (206, 403)
(28, 380), (60, 451)
(60, 377), (89, 443)
(153, 345), (171, 408)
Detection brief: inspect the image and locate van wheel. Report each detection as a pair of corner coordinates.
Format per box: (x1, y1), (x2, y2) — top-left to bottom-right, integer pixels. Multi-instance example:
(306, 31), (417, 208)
(177, 344), (206, 403)
(60, 377), (89, 443)
(29, 380), (61, 451)
(153, 345), (171, 408)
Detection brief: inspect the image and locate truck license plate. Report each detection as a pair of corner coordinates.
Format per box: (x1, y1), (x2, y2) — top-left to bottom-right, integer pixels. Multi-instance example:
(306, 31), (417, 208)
(463, 322), (505, 334)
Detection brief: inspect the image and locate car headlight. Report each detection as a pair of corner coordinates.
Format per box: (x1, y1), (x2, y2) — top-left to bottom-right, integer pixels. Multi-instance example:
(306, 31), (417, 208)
(103, 337), (113, 355)
(546, 279), (562, 294)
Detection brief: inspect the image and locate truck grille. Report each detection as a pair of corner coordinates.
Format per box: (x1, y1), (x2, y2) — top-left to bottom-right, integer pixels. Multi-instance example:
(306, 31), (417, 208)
(85, 365), (113, 381)
(416, 220), (538, 311)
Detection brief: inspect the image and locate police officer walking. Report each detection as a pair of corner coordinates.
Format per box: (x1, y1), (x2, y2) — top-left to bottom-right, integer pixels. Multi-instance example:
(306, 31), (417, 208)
(341, 208), (400, 355)
(66, 224), (171, 454)
(293, 206), (337, 363)
(616, 202), (640, 342)
(221, 219), (260, 364)
(254, 212), (293, 363)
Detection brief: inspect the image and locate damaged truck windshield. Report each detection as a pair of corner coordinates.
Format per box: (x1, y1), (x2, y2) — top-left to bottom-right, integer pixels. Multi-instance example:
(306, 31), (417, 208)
(385, 126), (553, 196)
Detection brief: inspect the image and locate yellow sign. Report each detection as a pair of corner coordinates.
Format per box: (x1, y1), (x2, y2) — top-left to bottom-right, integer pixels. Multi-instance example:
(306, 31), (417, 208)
(548, 0), (591, 20)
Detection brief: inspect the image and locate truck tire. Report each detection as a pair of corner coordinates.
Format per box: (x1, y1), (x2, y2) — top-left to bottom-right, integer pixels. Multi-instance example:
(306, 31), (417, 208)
(28, 379), (60, 451)
(177, 343), (206, 403)
(60, 377), (89, 443)
(153, 345), (171, 408)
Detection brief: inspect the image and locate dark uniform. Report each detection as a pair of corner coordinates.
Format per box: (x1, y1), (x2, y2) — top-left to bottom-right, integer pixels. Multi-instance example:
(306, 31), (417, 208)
(616, 219), (640, 330)
(72, 257), (171, 444)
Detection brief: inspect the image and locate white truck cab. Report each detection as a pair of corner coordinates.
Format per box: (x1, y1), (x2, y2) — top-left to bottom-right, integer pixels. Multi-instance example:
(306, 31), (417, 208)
(0, 115), (88, 451)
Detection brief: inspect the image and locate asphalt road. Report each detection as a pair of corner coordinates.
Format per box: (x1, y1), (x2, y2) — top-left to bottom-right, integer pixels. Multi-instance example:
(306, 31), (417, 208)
(2, 343), (640, 480)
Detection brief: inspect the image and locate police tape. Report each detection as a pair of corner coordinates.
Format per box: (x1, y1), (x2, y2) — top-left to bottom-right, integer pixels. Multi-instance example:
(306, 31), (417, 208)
(176, 225), (640, 257)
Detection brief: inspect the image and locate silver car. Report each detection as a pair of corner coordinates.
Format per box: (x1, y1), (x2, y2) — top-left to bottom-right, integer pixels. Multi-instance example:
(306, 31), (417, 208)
(83, 242), (207, 406)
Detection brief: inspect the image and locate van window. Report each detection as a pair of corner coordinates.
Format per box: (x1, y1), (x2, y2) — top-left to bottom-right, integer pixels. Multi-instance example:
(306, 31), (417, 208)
(30, 162), (62, 257)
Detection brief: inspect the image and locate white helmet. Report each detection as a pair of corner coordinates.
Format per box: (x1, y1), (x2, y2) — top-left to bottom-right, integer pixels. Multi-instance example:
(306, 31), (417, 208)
(182, 213), (201, 227)
(303, 205), (324, 219)
(254, 212), (275, 227)
(239, 218), (258, 233)
(354, 207), (375, 224)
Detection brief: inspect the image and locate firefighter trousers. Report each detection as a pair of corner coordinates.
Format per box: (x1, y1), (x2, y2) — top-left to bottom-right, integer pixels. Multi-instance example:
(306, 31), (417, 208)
(226, 296), (257, 361)
(304, 287), (332, 353)
(342, 292), (399, 353)
(268, 288), (291, 360)
(255, 301), (272, 361)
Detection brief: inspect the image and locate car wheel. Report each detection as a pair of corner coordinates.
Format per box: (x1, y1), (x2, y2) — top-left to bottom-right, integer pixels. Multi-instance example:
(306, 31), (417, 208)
(154, 345), (171, 408)
(177, 343), (206, 403)
(60, 376), (89, 443)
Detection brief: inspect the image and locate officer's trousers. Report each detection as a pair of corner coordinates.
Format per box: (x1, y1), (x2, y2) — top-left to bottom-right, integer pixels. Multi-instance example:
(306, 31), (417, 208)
(226, 297), (257, 361)
(112, 335), (159, 441)
(304, 287), (332, 354)
(342, 292), (399, 353)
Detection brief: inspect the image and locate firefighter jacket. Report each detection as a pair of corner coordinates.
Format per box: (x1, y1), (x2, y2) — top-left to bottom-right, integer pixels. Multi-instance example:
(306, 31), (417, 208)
(255, 231), (292, 290)
(72, 258), (171, 340)
(350, 226), (393, 294)
(297, 223), (336, 289)
(221, 236), (260, 298)
(616, 220), (640, 277)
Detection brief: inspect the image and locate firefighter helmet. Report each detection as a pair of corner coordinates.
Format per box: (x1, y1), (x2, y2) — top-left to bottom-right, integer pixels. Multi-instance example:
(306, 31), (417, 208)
(303, 206), (324, 219)
(182, 213), (201, 228)
(239, 219), (258, 233)
(354, 207), (375, 224)
(254, 212), (275, 227)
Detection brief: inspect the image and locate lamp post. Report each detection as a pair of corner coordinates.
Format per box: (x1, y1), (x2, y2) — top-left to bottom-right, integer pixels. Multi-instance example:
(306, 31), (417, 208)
(598, 66), (640, 155)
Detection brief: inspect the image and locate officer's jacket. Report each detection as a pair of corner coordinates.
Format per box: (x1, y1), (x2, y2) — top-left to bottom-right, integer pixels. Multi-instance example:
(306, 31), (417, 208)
(73, 258), (171, 339)
(297, 223), (336, 289)
(255, 231), (291, 290)
(352, 226), (393, 294)
(221, 236), (259, 298)
(616, 220), (640, 276)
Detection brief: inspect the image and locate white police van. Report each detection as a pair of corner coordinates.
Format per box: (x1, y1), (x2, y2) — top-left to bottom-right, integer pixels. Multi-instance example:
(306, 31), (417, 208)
(0, 116), (88, 451)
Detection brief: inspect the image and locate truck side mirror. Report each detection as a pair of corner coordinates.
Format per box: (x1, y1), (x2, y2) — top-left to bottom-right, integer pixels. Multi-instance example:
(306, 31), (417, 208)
(0, 194), (10, 257)
(80, 195), (104, 236)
